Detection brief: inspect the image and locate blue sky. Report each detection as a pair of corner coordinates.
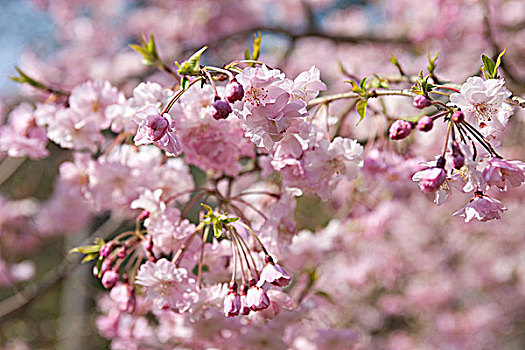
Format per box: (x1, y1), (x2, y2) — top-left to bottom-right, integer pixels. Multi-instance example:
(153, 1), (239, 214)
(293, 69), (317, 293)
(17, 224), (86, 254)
(0, 0), (54, 93)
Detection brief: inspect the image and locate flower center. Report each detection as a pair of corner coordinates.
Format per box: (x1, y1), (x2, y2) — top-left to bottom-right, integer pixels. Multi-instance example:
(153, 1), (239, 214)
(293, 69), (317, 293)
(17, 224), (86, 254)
(246, 87), (268, 106)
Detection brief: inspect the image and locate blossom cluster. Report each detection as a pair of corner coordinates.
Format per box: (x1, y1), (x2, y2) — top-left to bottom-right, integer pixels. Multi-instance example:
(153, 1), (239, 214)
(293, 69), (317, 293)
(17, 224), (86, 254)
(1, 1), (525, 348)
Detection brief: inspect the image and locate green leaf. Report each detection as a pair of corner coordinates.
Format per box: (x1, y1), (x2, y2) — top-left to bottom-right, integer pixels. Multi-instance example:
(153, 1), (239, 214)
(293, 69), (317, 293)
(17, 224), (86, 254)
(180, 76), (189, 90)
(81, 253), (99, 264)
(176, 46), (207, 75)
(345, 80), (361, 93)
(69, 244), (101, 255)
(94, 237), (105, 245)
(411, 71), (434, 95)
(481, 54), (495, 79)
(494, 47), (506, 77)
(314, 290), (333, 302)
(130, 34), (160, 66)
(371, 74), (389, 89)
(338, 61), (352, 77)
(427, 51), (439, 74)
(192, 264), (209, 276)
(252, 32), (262, 61)
(355, 99), (368, 125)
(96, 258), (103, 278)
(213, 221), (223, 238)
(10, 67), (44, 89)
(390, 54), (405, 75)
(359, 77), (367, 90)
(201, 203), (213, 214)
(390, 54), (399, 66)
(223, 217), (240, 223)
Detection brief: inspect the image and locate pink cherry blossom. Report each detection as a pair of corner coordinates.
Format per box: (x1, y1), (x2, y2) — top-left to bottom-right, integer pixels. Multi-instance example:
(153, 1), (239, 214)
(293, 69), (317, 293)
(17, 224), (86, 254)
(135, 258), (196, 312)
(0, 103), (49, 159)
(131, 188), (195, 255)
(482, 157), (525, 190)
(302, 137), (363, 200)
(246, 284), (270, 311)
(236, 65), (287, 108)
(243, 93), (307, 151)
(223, 289), (241, 317)
(225, 78), (244, 103)
(449, 77), (513, 139)
(46, 107), (104, 153)
(453, 193), (507, 222)
(68, 80), (121, 129)
(258, 260), (292, 288)
(134, 105), (182, 156)
(281, 65), (327, 103)
(179, 118), (255, 177)
(412, 166), (447, 193)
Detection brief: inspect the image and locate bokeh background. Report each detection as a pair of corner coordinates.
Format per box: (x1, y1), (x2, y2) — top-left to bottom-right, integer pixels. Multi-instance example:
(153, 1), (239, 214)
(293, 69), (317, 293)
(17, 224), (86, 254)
(1, 0), (525, 349)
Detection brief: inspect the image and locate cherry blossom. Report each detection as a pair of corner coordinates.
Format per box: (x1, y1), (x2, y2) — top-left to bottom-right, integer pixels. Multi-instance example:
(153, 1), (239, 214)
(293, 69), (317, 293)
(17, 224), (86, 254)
(134, 105), (182, 156)
(453, 192), (507, 222)
(449, 77), (513, 139)
(243, 93), (307, 151)
(135, 259), (196, 311)
(482, 157), (525, 190)
(0, 103), (49, 159)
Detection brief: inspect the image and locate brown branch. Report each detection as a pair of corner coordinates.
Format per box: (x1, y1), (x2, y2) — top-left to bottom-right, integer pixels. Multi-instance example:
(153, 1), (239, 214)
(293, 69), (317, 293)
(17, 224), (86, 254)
(0, 217), (124, 323)
(184, 26), (412, 54)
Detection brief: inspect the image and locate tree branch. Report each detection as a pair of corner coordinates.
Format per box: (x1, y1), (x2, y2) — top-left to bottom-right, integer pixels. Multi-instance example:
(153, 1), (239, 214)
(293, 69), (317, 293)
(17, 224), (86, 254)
(0, 217), (124, 323)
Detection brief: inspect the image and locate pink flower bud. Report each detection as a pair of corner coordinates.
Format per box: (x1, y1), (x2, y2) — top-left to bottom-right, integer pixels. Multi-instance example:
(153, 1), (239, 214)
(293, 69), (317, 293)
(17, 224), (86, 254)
(452, 111), (464, 123)
(451, 141), (464, 170)
(224, 286), (241, 317)
(413, 95), (431, 109)
(225, 78), (244, 103)
(116, 247), (126, 259)
(101, 259), (113, 275)
(240, 286), (251, 315)
(453, 191), (507, 222)
(92, 265), (100, 277)
(389, 120), (413, 140)
(412, 167), (447, 193)
(139, 210), (150, 220)
(258, 258), (291, 287)
(101, 270), (119, 289)
(99, 243), (113, 258)
(246, 280), (270, 311)
(211, 98), (232, 120)
(416, 116), (433, 132)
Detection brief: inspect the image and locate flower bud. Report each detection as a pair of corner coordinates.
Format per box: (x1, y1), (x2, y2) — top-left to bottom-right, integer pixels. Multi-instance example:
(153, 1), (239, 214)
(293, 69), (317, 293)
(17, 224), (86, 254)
(412, 167), (446, 193)
(240, 285), (251, 315)
(101, 269), (119, 289)
(116, 247), (126, 259)
(139, 210), (150, 220)
(224, 283), (241, 317)
(452, 111), (464, 123)
(258, 257), (291, 288)
(101, 259), (113, 275)
(211, 98), (232, 120)
(416, 116), (433, 132)
(451, 141), (464, 170)
(412, 95), (431, 109)
(92, 264), (100, 277)
(246, 279), (270, 311)
(247, 286), (270, 311)
(99, 242), (114, 258)
(389, 120), (413, 140)
(225, 78), (244, 103)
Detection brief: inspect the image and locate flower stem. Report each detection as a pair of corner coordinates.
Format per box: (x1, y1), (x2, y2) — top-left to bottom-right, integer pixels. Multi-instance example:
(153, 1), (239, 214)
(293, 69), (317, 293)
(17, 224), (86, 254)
(161, 77), (203, 115)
